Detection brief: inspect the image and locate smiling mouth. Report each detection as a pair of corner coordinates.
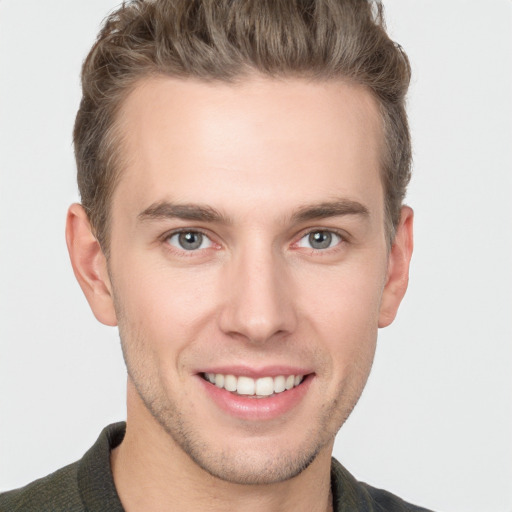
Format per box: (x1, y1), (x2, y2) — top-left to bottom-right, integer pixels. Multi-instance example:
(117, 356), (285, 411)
(202, 373), (306, 398)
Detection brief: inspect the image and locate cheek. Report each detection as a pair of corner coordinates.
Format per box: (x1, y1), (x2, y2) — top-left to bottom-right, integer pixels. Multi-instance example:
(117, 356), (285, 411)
(297, 259), (385, 329)
(294, 259), (384, 374)
(111, 256), (220, 348)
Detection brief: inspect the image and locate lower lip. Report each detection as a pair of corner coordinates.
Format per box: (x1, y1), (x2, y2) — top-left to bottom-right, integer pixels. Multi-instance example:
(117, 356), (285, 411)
(198, 375), (313, 421)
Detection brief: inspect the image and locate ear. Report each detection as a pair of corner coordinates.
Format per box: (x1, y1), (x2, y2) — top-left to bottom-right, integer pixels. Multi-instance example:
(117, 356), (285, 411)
(65, 203), (118, 326)
(378, 206), (414, 328)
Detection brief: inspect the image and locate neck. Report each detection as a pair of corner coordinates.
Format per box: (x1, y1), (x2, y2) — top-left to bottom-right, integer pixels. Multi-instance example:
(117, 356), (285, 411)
(111, 384), (334, 512)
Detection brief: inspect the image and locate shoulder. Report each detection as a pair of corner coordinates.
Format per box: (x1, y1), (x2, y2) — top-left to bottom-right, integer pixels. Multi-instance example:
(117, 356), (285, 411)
(0, 422), (126, 512)
(0, 461), (84, 512)
(358, 483), (435, 512)
(331, 458), (436, 512)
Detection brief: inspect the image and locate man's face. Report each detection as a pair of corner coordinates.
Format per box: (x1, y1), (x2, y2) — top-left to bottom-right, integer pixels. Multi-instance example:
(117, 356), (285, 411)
(105, 76), (396, 484)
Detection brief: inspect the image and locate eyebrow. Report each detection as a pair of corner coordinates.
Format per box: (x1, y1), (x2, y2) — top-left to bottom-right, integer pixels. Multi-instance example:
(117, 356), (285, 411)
(137, 198), (369, 225)
(291, 199), (369, 223)
(138, 202), (230, 224)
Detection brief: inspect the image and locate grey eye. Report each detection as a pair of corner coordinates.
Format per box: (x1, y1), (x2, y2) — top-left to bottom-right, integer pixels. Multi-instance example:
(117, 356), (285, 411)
(167, 231), (212, 251)
(297, 230), (342, 250)
(309, 231), (332, 249)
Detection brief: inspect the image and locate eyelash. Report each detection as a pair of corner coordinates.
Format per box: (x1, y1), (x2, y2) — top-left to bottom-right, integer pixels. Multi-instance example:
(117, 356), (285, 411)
(162, 228), (218, 256)
(293, 228), (346, 253)
(160, 227), (347, 255)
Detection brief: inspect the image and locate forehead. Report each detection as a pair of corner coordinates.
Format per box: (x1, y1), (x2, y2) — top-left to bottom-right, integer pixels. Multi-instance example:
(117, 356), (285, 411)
(113, 75), (384, 223)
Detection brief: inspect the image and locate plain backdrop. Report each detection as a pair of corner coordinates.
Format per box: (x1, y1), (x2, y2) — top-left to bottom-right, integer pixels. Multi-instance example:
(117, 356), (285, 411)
(0, 1), (511, 511)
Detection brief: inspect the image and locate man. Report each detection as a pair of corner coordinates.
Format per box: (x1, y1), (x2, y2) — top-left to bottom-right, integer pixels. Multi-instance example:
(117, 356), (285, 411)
(0, 1), (432, 510)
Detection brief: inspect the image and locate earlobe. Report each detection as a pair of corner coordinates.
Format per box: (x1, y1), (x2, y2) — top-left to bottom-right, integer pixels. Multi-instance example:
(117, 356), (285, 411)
(378, 206), (414, 328)
(65, 203), (118, 326)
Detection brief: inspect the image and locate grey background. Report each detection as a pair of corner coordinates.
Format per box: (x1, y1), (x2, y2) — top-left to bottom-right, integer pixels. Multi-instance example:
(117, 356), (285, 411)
(1, 1), (511, 511)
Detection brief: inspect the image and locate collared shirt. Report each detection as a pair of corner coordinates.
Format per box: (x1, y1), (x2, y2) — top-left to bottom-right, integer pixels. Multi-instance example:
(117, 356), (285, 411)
(0, 423), (434, 511)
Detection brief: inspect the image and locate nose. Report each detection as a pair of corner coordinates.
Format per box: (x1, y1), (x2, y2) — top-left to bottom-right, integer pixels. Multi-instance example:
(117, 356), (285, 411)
(218, 242), (298, 344)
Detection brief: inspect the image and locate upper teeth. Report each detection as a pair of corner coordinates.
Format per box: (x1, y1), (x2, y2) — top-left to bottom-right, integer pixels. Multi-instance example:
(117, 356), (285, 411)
(204, 373), (304, 396)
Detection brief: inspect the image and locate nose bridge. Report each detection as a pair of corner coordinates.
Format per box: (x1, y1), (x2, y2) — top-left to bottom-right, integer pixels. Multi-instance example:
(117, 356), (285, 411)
(219, 235), (296, 343)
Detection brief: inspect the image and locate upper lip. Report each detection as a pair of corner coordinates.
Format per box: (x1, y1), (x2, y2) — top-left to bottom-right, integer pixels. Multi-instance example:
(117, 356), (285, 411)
(196, 365), (313, 378)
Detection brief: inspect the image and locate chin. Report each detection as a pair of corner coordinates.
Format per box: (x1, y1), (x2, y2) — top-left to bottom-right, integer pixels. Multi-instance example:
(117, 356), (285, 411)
(174, 430), (325, 485)
(141, 390), (344, 486)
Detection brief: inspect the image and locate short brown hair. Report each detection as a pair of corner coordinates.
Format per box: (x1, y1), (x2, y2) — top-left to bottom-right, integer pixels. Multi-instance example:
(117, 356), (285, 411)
(74, 0), (411, 253)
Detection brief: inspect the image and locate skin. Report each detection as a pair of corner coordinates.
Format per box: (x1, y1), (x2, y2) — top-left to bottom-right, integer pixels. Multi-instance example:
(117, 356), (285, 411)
(66, 76), (413, 512)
